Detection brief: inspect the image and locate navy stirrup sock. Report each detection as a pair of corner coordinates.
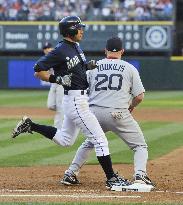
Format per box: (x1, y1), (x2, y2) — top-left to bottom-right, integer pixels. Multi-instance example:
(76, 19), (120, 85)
(97, 155), (114, 180)
(31, 122), (57, 140)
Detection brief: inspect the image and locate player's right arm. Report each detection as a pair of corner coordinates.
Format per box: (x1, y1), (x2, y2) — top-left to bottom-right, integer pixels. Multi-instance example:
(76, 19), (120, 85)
(34, 71), (50, 82)
(128, 92), (144, 113)
(34, 48), (62, 83)
(128, 64), (145, 112)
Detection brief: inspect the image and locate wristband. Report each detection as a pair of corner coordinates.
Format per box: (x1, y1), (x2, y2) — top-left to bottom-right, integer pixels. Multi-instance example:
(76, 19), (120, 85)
(49, 75), (56, 83)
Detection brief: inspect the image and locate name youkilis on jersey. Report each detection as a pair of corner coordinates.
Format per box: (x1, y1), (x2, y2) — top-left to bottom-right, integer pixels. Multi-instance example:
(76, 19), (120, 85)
(97, 63), (125, 72)
(66, 54), (86, 70)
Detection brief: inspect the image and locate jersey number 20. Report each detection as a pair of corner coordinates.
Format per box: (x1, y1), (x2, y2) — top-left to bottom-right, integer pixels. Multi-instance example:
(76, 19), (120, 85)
(95, 74), (123, 91)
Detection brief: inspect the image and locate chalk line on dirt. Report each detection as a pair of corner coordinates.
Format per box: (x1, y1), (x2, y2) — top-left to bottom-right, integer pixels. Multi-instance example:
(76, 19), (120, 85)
(0, 189), (182, 197)
(0, 194), (141, 199)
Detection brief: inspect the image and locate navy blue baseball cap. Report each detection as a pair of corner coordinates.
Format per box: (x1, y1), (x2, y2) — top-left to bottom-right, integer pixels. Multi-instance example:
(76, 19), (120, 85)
(106, 37), (122, 52)
(42, 42), (53, 50)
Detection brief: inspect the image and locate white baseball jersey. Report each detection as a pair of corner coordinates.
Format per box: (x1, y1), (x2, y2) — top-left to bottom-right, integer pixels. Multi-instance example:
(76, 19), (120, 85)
(87, 58), (145, 108)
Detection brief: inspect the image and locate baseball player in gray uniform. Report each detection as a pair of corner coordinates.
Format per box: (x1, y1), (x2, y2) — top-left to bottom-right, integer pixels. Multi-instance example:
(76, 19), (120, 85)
(61, 37), (155, 188)
(42, 42), (64, 129)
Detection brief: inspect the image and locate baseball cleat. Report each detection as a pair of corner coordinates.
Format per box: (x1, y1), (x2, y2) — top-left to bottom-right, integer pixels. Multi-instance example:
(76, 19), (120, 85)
(12, 116), (33, 138)
(106, 173), (131, 190)
(134, 174), (155, 187)
(60, 174), (80, 185)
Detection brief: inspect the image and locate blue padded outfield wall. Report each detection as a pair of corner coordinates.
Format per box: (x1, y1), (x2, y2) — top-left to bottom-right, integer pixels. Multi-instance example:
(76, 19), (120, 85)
(0, 56), (183, 90)
(9, 60), (37, 88)
(8, 60), (50, 88)
(7, 59), (140, 89)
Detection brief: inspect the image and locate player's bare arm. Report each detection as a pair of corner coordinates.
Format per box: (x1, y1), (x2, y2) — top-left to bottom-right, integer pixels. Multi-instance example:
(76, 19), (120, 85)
(34, 71), (50, 82)
(129, 92), (144, 113)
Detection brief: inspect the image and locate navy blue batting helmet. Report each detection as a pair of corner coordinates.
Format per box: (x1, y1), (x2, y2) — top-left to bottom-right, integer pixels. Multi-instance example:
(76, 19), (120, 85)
(59, 16), (85, 37)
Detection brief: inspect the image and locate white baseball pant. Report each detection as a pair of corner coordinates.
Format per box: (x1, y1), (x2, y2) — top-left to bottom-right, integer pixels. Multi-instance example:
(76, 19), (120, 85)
(52, 90), (109, 157)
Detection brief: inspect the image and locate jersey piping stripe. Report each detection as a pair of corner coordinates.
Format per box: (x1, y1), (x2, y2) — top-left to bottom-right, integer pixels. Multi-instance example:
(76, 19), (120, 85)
(73, 97), (105, 156)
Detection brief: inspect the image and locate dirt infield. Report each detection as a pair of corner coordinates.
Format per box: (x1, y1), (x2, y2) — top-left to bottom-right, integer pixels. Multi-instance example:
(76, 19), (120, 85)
(0, 151), (183, 203)
(0, 107), (183, 203)
(1, 107), (183, 121)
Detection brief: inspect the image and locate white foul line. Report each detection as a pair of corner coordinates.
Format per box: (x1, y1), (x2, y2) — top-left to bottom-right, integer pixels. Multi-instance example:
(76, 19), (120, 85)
(0, 189), (183, 199)
(155, 191), (183, 194)
(0, 194), (141, 199)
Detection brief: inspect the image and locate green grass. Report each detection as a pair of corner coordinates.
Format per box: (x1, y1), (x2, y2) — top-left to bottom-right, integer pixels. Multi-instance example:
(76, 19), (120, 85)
(1, 90), (183, 108)
(0, 90), (48, 107)
(139, 91), (183, 108)
(0, 119), (183, 167)
(0, 90), (183, 167)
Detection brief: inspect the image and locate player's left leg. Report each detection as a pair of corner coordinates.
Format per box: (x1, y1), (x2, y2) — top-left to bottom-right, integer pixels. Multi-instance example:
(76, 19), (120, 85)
(61, 139), (94, 185)
(12, 115), (79, 147)
(52, 115), (80, 146)
(88, 106), (154, 186)
(65, 139), (94, 175)
(109, 108), (155, 186)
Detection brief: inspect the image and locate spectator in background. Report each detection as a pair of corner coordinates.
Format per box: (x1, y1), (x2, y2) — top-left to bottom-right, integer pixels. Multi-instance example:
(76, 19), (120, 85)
(0, 4), (6, 20)
(0, 0), (174, 21)
(42, 42), (64, 129)
(8, 1), (19, 20)
(91, 0), (102, 20)
(163, 0), (173, 19)
(17, 3), (29, 20)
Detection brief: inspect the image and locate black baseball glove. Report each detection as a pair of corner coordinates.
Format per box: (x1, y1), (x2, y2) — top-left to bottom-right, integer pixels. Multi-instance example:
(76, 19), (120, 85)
(86, 60), (98, 70)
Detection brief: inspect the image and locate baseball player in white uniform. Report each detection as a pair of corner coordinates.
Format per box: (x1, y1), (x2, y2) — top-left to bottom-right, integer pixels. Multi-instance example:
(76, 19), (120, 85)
(42, 42), (64, 129)
(61, 37), (155, 188)
(12, 17), (134, 191)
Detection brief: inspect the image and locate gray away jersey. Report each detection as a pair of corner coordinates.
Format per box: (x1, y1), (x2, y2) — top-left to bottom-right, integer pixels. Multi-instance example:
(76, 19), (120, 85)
(87, 58), (145, 109)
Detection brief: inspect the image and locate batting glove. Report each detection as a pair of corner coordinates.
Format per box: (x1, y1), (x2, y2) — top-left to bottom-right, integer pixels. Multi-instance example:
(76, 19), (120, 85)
(56, 74), (72, 87)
